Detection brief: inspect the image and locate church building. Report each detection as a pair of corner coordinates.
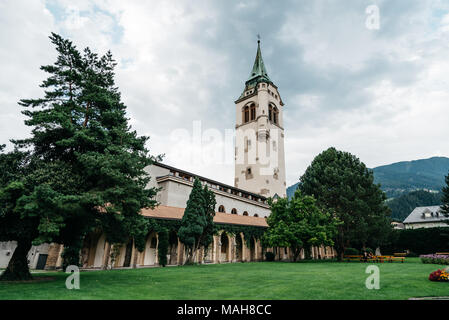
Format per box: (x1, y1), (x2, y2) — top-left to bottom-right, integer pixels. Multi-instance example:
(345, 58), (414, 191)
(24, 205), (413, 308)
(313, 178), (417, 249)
(0, 41), (336, 270)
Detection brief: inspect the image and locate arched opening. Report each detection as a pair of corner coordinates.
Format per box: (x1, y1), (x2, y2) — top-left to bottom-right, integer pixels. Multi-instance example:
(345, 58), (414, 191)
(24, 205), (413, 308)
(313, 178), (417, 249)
(254, 214), (259, 217)
(250, 104), (256, 121)
(235, 234), (243, 262)
(243, 106), (249, 123)
(218, 205), (225, 213)
(243, 211), (248, 216)
(273, 107), (279, 124)
(143, 232), (157, 266)
(250, 237), (257, 261)
(168, 231), (178, 265)
(220, 233), (229, 262)
(231, 208), (237, 215)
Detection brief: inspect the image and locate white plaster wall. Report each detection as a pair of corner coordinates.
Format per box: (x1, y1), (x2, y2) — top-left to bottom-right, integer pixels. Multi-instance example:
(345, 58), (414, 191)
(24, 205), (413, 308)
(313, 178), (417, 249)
(0, 242), (50, 269)
(158, 179), (270, 217)
(405, 222), (449, 229)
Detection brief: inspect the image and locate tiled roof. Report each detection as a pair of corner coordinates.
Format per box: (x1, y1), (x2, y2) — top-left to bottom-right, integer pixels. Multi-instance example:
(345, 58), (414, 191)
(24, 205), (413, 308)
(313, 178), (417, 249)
(403, 205), (448, 224)
(141, 205), (268, 228)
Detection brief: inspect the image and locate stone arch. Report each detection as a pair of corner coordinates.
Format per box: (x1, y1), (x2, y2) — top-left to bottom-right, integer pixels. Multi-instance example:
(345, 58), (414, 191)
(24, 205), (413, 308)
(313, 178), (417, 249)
(243, 211), (248, 216)
(168, 231), (178, 265)
(218, 205), (225, 213)
(231, 208), (237, 215)
(142, 232), (158, 266)
(220, 232), (230, 262)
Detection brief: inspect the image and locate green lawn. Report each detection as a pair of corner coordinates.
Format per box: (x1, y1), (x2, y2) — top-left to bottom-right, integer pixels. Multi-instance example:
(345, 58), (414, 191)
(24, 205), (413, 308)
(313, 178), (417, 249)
(0, 258), (447, 300)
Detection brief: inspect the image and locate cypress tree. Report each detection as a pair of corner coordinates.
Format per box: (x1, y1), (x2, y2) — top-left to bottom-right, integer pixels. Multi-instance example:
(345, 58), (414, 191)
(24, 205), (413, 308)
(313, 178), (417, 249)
(178, 178), (216, 264)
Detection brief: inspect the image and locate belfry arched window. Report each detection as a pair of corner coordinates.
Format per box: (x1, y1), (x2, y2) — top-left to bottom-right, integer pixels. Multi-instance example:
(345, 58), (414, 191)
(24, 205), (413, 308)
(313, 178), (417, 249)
(250, 104), (256, 121)
(243, 211), (249, 216)
(243, 106), (249, 123)
(231, 208), (237, 215)
(218, 205), (225, 213)
(268, 105), (273, 122)
(273, 107), (279, 124)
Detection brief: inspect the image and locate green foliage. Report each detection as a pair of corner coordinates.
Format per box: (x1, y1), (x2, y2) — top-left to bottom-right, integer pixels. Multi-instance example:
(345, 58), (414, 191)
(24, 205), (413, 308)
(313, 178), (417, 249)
(263, 189), (340, 261)
(178, 178), (216, 264)
(265, 251), (275, 261)
(380, 227), (449, 255)
(344, 248), (359, 255)
(299, 147), (392, 260)
(219, 224), (265, 248)
(157, 229), (169, 267)
(1, 33), (159, 280)
(387, 190), (442, 221)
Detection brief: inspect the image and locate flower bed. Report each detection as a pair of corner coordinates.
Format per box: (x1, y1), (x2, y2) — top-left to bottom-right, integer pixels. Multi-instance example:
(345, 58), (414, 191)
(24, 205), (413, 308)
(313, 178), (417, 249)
(429, 268), (449, 282)
(420, 254), (449, 265)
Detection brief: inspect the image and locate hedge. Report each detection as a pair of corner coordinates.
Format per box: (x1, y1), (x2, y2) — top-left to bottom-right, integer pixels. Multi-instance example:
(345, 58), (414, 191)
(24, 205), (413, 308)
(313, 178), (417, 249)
(380, 227), (449, 255)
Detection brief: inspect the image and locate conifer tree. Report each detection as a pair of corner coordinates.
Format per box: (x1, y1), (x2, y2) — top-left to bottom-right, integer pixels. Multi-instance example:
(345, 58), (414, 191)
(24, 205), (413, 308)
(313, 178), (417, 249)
(1, 34), (159, 280)
(441, 173), (449, 216)
(299, 147), (391, 261)
(178, 178), (216, 264)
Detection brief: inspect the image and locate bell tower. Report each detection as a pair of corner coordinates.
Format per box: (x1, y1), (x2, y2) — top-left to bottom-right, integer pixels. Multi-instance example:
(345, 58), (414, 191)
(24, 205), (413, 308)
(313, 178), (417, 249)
(234, 40), (286, 198)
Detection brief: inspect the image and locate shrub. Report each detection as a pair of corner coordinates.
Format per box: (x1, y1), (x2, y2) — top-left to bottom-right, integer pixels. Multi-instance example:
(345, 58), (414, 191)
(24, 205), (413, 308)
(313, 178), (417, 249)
(364, 248), (374, 254)
(157, 229), (169, 267)
(265, 251), (275, 261)
(381, 227), (449, 255)
(344, 248), (359, 255)
(407, 251), (419, 257)
(420, 254), (449, 265)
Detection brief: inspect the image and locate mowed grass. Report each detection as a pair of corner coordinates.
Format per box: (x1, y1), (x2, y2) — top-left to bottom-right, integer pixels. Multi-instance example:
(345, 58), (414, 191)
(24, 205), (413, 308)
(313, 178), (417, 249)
(0, 258), (447, 300)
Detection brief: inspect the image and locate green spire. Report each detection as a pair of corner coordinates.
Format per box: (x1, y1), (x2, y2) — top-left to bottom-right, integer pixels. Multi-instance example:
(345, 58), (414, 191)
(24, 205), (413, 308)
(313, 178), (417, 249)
(247, 40), (271, 83)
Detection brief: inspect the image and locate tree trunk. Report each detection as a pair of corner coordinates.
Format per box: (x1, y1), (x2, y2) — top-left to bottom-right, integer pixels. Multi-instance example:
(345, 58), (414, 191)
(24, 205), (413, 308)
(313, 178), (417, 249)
(0, 239), (33, 281)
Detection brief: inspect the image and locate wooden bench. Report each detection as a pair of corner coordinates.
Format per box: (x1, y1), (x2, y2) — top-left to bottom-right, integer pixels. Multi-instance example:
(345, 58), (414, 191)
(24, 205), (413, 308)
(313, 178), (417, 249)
(394, 252), (407, 257)
(344, 255), (405, 263)
(344, 255), (377, 263)
(377, 255), (405, 263)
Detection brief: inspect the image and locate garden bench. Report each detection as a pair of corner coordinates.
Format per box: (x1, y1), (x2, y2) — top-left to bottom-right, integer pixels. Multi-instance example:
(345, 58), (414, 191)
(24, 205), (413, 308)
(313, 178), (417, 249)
(377, 255), (405, 263)
(393, 253), (407, 257)
(343, 255), (377, 262)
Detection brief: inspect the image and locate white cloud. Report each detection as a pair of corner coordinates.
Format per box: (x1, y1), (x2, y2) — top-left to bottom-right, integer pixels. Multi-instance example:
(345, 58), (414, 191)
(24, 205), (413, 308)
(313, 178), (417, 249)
(1, 0), (449, 189)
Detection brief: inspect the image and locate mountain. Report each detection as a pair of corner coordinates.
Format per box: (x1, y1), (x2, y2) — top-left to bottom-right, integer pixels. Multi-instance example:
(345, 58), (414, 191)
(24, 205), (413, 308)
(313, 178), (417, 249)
(372, 157), (449, 198)
(287, 182), (300, 199)
(386, 190), (442, 221)
(287, 156), (449, 200)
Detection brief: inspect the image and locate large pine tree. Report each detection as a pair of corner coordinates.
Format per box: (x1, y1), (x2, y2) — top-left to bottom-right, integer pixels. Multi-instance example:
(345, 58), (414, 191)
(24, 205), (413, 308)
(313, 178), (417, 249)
(299, 147), (392, 261)
(0, 34), (159, 280)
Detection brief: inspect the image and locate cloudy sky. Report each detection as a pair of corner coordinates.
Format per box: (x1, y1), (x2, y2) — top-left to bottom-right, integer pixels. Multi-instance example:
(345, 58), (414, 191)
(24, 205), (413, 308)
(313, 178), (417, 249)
(1, 0), (449, 187)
